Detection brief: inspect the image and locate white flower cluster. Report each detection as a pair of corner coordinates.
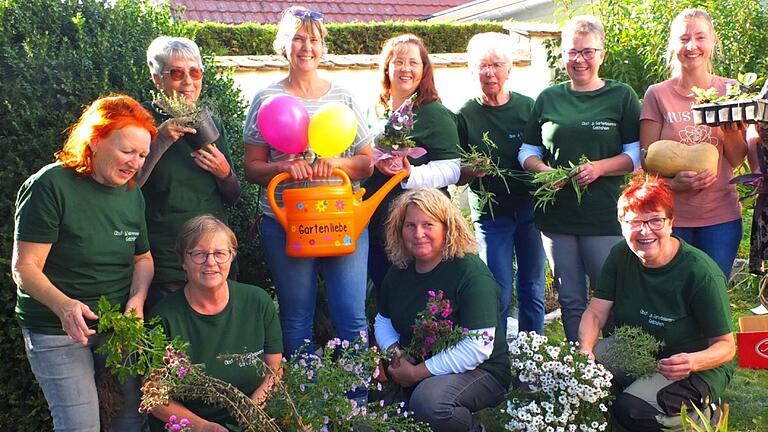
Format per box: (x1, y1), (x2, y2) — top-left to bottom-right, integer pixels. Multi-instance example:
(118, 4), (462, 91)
(504, 332), (613, 432)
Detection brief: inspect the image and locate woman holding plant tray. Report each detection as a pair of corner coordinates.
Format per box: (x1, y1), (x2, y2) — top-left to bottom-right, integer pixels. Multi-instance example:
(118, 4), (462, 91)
(518, 15), (641, 342)
(639, 8), (747, 279)
(148, 215), (282, 432)
(456, 32), (546, 335)
(579, 175), (735, 431)
(364, 33), (461, 294)
(374, 188), (510, 432)
(12, 95), (155, 431)
(242, 7), (373, 357)
(139, 36), (240, 311)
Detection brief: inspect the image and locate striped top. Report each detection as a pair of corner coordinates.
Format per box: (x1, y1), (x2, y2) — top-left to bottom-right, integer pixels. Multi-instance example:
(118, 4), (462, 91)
(243, 80), (372, 219)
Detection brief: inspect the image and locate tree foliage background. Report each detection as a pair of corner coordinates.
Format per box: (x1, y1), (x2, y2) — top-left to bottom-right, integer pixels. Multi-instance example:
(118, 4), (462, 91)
(2, 0), (768, 428)
(544, 0), (768, 97)
(0, 0), (263, 428)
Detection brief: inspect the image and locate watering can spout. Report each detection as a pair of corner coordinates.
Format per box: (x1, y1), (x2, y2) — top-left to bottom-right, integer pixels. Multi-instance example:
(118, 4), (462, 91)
(354, 170), (408, 238)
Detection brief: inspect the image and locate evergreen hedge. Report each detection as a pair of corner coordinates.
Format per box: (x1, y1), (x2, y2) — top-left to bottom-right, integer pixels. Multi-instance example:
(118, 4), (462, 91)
(188, 20), (506, 56)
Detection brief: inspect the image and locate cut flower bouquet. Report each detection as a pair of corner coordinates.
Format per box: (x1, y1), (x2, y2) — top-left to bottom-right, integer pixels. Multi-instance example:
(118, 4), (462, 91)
(402, 290), (493, 362)
(372, 93), (427, 168)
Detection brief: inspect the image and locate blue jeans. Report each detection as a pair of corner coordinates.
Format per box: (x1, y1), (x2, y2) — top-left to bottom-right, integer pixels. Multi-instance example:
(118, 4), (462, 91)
(673, 219), (742, 279)
(260, 216), (369, 356)
(408, 368), (507, 432)
(21, 328), (145, 432)
(475, 206), (546, 334)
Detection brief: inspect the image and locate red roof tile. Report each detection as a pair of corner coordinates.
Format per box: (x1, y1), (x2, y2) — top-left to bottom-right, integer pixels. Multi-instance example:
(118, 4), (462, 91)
(171, 0), (470, 24)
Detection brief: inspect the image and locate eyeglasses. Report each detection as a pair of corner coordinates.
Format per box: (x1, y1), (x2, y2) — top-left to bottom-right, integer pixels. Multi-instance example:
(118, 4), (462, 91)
(291, 8), (324, 21)
(162, 67), (203, 82)
(619, 217), (668, 232)
(186, 249), (233, 264)
(477, 62), (508, 73)
(563, 48), (603, 61)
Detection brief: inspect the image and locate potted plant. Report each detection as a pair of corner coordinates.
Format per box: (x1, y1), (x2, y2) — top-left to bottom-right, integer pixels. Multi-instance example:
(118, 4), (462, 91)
(154, 92), (220, 151)
(691, 72), (768, 126)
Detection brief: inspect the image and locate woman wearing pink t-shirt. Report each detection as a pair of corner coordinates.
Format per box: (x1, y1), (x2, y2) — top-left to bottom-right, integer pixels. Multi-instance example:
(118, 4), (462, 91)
(639, 8), (747, 279)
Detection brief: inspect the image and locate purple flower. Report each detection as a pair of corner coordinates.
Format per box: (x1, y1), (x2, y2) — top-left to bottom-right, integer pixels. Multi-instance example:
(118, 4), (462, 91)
(428, 290), (436, 297)
(177, 367), (189, 378)
(441, 306), (451, 318)
(179, 419), (189, 427)
(171, 425), (181, 432)
(429, 305), (439, 315)
(424, 336), (435, 346)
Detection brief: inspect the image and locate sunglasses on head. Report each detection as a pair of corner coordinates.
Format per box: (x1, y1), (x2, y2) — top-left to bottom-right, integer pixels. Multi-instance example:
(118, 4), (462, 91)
(162, 67), (203, 81)
(291, 8), (323, 21)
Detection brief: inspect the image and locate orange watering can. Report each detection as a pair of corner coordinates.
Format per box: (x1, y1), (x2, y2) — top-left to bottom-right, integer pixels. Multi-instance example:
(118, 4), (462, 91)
(267, 168), (408, 258)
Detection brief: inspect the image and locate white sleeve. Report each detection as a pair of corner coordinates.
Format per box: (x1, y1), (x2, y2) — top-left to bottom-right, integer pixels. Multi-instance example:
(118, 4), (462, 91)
(424, 326), (495, 375)
(373, 313), (400, 351)
(622, 141), (641, 171)
(403, 159), (461, 189)
(517, 144), (544, 167)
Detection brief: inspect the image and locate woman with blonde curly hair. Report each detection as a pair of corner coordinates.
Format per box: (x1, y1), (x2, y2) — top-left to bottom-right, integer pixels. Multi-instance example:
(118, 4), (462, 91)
(374, 188), (510, 432)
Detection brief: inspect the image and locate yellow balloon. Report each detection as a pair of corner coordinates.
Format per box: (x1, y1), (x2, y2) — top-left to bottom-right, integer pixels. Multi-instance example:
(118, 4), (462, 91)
(308, 102), (358, 157)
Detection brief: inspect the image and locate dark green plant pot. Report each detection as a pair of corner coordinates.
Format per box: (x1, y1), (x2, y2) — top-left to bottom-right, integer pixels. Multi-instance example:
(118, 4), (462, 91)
(186, 108), (220, 151)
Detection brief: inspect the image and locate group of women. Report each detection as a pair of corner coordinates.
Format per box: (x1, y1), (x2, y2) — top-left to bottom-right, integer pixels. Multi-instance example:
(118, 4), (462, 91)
(10, 4), (741, 432)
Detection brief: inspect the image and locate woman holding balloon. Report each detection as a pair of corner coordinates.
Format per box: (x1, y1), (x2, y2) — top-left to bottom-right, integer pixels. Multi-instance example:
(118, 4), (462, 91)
(243, 6), (373, 357)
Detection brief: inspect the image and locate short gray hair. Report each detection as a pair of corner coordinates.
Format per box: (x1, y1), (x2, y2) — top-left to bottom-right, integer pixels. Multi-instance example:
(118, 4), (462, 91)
(146, 36), (203, 77)
(466, 32), (515, 69)
(561, 15), (605, 47)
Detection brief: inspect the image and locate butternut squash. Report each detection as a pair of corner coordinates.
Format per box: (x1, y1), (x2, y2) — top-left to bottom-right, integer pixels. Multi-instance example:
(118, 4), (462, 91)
(642, 140), (719, 177)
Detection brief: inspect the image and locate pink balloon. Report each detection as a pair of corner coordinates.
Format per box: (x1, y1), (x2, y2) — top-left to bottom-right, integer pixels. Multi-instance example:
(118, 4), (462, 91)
(256, 95), (309, 154)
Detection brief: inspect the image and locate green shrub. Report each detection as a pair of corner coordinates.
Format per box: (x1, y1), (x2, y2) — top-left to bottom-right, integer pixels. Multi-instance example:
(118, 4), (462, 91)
(188, 20), (506, 55)
(545, 0), (768, 96)
(0, 0), (267, 428)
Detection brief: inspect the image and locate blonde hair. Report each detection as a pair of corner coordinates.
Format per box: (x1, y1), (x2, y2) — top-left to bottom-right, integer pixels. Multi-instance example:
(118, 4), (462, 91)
(561, 15), (605, 47)
(273, 6), (328, 58)
(384, 188), (478, 268)
(665, 8), (720, 77)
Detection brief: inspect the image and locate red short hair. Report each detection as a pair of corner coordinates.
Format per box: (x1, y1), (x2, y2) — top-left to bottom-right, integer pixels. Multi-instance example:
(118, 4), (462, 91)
(56, 95), (157, 175)
(618, 174), (674, 219)
(377, 34), (440, 112)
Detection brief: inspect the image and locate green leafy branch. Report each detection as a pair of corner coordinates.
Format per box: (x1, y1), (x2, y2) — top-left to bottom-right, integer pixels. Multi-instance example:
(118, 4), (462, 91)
(693, 72), (765, 104)
(459, 132), (512, 220)
(95, 296), (188, 383)
(531, 155), (591, 211)
(601, 325), (664, 379)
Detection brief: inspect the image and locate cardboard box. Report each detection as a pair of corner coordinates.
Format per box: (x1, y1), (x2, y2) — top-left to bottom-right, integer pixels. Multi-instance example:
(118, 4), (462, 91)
(737, 315), (768, 368)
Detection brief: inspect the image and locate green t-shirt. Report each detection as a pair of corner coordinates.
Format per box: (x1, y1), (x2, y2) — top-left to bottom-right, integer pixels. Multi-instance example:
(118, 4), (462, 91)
(595, 238), (735, 399)
(141, 103), (234, 283)
(379, 254), (511, 388)
(148, 281), (283, 430)
(363, 101), (461, 244)
(457, 92), (535, 218)
(14, 163), (150, 333)
(523, 80), (641, 235)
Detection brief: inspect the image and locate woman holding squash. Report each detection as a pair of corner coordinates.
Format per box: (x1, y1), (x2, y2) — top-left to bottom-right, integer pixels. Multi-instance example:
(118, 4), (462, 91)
(639, 8), (747, 279)
(519, 15), (641, 342)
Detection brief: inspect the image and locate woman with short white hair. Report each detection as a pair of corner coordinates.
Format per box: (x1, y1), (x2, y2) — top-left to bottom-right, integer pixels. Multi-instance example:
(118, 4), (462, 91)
(457, 32), (546, 336)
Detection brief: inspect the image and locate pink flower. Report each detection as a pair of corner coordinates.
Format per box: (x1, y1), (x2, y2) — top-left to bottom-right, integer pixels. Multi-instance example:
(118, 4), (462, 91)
(429, 305), (439, 315)
(428, 290), (436, 297)
(441, 306), (452, 318)
(424, 336), (435, 346)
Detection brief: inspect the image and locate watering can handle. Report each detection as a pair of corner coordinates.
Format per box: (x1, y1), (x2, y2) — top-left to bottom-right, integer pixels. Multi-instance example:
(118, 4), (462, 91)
(265, 169), (353, 229)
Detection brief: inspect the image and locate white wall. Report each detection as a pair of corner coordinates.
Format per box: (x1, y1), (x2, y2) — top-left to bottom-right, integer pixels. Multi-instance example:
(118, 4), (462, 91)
(229, 37), (554, 113)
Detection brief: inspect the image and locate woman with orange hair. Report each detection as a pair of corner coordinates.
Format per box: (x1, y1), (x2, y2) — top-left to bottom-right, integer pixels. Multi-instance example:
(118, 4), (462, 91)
(11, 95), (156, 431)
(579, 175), (735, 430)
